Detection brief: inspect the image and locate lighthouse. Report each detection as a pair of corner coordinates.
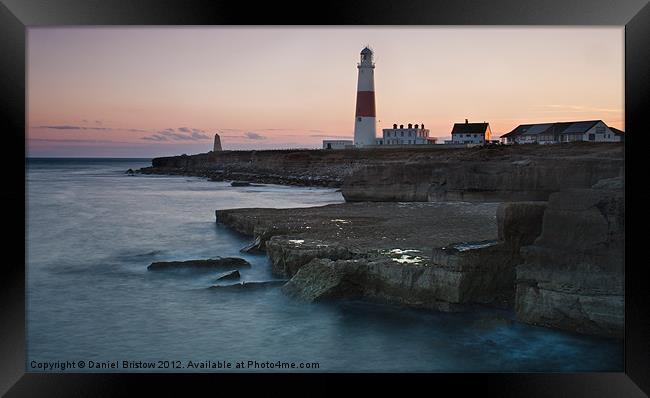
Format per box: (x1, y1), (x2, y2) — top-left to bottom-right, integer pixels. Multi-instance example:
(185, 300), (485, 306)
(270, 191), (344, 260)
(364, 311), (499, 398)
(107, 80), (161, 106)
(353, 46), (377, 147)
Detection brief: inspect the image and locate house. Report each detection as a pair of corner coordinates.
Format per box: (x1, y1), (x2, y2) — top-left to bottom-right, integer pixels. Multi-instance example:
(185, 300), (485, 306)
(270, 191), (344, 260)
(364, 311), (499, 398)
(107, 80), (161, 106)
(501, 120), (624, 144)
(379, 123), (436, 145)
(322, 139), (353, 149)
(609, 127), (625, 142)
(450, 120), (491, 144)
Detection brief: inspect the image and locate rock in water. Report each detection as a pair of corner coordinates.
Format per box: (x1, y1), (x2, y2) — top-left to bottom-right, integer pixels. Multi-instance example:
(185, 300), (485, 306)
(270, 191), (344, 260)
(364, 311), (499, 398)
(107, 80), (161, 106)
(125, 168), (135, 175)
(215, 270), (241, 281)
(148, 257), (251, 270)
(240, 236), (264, 253)
(208, 280), (287, 290)
(282, 259), (364, 302)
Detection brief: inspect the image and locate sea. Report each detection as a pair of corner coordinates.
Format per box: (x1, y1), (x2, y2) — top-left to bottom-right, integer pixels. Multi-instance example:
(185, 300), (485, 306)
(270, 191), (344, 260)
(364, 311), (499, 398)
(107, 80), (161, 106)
(25, 158), (623, 372)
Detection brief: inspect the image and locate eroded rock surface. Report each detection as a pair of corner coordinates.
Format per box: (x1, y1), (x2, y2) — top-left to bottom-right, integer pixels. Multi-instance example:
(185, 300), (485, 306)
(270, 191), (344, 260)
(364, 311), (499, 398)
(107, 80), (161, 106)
(218, 202), (528, 311)
(216, 201), (501, 277)
(514, 177), (624, 338)
(343, 147), (623, 202)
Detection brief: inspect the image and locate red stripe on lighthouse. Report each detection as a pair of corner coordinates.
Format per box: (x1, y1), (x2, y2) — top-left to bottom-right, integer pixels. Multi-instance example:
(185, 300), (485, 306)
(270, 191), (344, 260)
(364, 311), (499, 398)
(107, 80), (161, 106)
(355, 91), (376, 117)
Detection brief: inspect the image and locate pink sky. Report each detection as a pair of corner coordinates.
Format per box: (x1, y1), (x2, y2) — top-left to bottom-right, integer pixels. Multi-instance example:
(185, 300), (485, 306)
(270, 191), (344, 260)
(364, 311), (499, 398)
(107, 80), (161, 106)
(27, 27), (624, 157)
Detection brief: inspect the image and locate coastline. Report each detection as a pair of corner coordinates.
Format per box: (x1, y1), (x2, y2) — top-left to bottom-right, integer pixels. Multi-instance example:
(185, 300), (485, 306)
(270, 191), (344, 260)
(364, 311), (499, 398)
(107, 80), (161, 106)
(141, 143), (625, 339)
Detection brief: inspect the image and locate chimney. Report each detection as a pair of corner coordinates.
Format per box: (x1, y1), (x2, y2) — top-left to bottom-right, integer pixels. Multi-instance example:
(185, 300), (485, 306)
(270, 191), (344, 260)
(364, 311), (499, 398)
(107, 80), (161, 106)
(393, 123), (397, 129)
(465, 119), (468, 124)
(399, 124), (404, 129)
(408, 123), (413, 129)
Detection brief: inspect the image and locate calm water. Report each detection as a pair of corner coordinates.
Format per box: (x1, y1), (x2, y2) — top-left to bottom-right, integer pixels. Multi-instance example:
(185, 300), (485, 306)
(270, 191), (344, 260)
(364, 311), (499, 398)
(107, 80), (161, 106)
(26, 158), (623, 372)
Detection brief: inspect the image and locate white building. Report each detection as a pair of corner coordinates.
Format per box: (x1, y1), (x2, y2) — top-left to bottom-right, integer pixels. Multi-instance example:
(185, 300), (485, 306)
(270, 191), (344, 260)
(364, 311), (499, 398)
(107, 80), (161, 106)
(450, 120), (492, 145)
(379, 123), (436, 145)
(501, 120), (624, 144)
(322, 139), (353, 150)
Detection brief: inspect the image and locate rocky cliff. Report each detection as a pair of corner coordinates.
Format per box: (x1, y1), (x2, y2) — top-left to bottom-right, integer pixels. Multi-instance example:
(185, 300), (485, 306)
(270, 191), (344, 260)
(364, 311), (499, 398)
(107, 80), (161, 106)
(342, 145), (624, 202)
(514, 177), (624, 338)
(141, 147), (456, 187)
(139, 143), (623, 196)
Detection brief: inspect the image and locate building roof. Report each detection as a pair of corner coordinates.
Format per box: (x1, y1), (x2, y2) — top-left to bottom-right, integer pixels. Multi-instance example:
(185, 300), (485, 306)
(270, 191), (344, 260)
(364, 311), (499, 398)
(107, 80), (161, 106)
(501, 120), (602, 138)
(610, 127), (625, 136)
(360, 46), (373, 54)
(451, 122), (489, 135)
(562, 120), (600, 134)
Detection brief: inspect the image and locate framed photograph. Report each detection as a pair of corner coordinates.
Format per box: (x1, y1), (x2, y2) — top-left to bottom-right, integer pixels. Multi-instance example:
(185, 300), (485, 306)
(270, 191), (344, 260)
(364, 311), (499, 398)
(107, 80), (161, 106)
(2, 0), (648, 395)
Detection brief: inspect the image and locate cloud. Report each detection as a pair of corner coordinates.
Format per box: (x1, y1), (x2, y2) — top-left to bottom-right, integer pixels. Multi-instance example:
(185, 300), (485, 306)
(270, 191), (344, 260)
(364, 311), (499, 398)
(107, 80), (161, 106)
(539, 105), (622, 113)
(191, 131), (209, 140)
(140, 127), (211, 142)
(309, 134), (352, 139)
(36, 124), (149, 133)
(29, 138), (133, 144)
(141, 135), (168, 141)
(38, 125), (81, 130)
(243, 132), (266, 140)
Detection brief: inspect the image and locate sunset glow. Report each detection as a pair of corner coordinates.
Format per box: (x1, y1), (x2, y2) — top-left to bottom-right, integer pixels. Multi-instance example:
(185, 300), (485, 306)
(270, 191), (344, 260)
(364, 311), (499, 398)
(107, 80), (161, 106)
(27, 27), (624, 157)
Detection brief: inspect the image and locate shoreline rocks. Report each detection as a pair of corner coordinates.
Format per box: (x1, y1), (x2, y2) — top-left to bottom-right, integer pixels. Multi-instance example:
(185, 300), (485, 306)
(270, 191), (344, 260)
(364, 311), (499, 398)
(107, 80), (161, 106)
(215, 194), (624, 339)
(215, 270), (241, 281)
(138, 142), (623, 194)
(142, 144), (623, 339)
(514, 177), (624, 338)
(217, 202), (522, 311)
(342, 156), (623, 202)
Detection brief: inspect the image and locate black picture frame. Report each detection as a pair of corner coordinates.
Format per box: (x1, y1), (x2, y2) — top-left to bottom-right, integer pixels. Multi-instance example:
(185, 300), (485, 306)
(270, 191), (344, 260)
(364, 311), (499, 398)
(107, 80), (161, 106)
(2, 0), (648, 396)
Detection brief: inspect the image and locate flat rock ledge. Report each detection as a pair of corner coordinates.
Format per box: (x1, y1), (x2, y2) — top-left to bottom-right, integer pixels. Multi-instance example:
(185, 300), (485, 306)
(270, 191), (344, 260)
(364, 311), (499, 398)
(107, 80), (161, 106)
(148, 257), (251, 270)
(217, 202), (528, 311)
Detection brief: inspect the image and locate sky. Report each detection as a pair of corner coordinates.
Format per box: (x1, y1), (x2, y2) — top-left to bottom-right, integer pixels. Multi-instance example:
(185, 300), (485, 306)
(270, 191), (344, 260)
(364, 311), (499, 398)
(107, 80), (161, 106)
(27, 27), (624, 157)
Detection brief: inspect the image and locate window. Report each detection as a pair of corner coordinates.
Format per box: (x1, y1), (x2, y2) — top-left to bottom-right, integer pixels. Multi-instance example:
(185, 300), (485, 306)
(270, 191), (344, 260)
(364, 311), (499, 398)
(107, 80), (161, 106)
(401, 131), (404, 137)
(588, 133), (596, 141)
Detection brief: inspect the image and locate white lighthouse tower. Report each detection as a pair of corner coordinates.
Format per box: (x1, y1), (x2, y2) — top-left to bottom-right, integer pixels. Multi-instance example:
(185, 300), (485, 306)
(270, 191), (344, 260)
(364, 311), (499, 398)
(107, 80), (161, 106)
(353, 46), (377, 147)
